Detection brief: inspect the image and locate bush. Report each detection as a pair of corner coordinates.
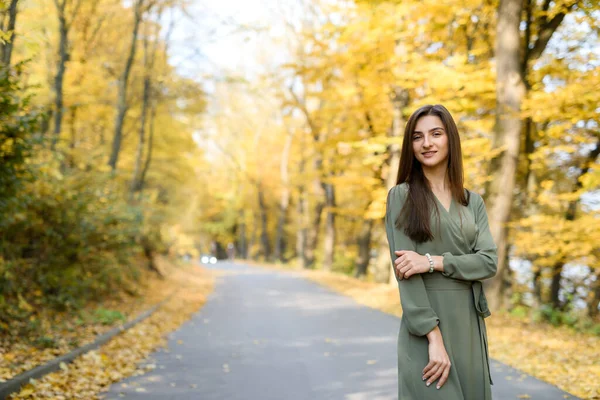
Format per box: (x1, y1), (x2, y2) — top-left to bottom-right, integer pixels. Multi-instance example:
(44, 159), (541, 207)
(0, 64), (44, 228)
(332, 248), (357, 275)
(0, 167), (145, 313)
(0, 64), (154, 322)
(509, 305), (529, 319)
(531, 304), (600, 336)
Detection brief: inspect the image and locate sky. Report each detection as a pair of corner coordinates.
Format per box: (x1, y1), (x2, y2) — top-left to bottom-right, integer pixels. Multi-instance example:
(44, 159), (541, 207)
(168, 0), (298, 84)
(166, 0), (305, 160)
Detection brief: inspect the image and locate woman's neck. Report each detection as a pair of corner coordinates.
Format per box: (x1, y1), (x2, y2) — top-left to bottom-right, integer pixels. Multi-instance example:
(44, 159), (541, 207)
(423, 164), (449, 192)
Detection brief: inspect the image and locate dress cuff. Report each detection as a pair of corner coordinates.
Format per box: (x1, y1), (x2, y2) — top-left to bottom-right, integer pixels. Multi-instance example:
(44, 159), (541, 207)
(441, 252), (456, 278)
(404, 307), (440, 336)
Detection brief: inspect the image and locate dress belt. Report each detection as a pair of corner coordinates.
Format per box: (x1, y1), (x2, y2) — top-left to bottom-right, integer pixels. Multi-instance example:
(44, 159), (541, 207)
(473, 281), (491, 318)
(472, 281), (493, 385)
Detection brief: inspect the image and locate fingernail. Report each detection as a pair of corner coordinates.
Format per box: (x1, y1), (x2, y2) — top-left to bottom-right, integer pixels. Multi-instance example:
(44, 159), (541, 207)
(422, 376), (425, 381)
(436, 386), (440, 390)
(426, 382), (430, 387)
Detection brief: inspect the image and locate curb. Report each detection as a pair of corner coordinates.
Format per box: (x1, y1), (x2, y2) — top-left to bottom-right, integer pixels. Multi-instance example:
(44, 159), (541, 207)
(0, 293), (174, 400)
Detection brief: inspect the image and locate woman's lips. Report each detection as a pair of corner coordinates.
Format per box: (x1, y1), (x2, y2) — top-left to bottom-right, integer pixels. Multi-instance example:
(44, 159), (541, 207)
(422, 151), (437, 158)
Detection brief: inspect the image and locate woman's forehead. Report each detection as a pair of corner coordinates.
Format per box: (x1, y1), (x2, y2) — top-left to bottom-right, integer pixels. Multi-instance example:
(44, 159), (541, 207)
(415, 115), (444, 131)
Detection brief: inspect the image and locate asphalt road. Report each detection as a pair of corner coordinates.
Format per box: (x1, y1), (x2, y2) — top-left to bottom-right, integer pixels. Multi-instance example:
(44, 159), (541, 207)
(102, 261), (580, 400)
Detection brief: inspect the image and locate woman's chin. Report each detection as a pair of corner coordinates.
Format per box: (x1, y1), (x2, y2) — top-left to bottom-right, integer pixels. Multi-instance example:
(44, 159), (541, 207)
(419, 158), (443, 168)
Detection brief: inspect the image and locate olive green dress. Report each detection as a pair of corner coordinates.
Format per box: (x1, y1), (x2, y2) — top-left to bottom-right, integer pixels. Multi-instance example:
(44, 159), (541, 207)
(385, 183), (497, 400)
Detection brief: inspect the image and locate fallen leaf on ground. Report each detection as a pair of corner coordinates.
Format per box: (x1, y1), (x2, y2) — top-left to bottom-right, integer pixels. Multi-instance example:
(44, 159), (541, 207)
(8, 260), (214, 399)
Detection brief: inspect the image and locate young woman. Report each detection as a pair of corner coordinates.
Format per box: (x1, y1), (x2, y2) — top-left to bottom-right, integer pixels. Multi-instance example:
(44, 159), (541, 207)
(385, 104), (498, 400)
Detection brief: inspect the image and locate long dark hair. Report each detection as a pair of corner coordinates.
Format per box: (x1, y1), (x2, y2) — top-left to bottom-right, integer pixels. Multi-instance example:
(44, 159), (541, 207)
(395, 104), (469, 243)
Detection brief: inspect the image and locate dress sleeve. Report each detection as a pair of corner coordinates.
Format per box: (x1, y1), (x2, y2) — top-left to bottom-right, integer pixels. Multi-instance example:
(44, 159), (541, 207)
(385, 185), (439, 336)
(441, 193), (498, 281)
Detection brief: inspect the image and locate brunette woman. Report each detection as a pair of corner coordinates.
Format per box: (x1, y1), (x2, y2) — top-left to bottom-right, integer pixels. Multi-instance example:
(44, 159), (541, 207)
(385, 104), (497, 400)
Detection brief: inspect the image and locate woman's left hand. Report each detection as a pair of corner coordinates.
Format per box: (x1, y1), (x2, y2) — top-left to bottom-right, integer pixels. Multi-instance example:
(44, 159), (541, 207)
(394, 250), (430, 280)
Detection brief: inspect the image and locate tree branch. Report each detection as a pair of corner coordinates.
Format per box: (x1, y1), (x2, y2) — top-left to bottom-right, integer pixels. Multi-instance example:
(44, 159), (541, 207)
(67, 0), (82, 30)
(542, 0), (551, 15)
(528, 1), (578, 62)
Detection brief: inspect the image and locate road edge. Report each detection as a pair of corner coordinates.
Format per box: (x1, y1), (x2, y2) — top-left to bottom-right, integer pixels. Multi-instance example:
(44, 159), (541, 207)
(0, 292), (174, 400)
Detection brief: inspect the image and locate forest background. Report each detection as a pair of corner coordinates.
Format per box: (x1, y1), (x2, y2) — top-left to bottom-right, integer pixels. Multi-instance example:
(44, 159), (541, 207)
(0, 0), (599, 392)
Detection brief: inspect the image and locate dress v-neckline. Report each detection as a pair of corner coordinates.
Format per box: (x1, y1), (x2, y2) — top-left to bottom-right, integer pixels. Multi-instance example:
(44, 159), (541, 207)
(433, 193), (453, 215)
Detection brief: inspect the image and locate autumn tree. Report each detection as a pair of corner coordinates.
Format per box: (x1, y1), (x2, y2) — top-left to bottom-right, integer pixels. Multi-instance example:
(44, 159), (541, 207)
(486, 0), (592, 310)
(51, 0), (82, 149)
(108, 0), (148, 171)
(0, 0), (19, 66)
(0, 0), (207, 317)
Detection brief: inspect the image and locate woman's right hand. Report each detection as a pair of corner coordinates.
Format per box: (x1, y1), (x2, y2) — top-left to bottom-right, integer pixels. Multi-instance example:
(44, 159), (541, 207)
(423, 327), (451, 390)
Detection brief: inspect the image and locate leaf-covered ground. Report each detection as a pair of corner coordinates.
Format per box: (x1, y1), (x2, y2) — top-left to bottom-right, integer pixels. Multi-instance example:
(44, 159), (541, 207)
(249, 262), (599, 400)
(1, 257), (175, 382)
(5, 258), (214, 399)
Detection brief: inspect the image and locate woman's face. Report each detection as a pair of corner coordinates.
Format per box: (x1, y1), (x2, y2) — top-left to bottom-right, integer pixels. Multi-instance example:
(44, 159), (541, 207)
(411, 115), (449, 169)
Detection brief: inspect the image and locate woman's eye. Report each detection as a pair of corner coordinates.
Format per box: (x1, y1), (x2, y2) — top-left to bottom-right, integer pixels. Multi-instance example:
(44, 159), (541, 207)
(413, 135), (422, 140)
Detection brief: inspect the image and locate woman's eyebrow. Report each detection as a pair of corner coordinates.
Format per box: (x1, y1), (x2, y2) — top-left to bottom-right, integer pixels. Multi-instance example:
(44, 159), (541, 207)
(413, 127), (445, 134)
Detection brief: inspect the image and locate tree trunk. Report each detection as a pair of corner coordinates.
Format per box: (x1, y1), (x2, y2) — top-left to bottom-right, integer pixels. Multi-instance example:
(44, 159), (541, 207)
(131, 9), (162, 197)
(64, 105), (77, 168)
(484, 0), (525, 310)
(588, 267), (600, 319)
(0, 0), (18, 67)
(549, 260), (563, 309)
(130, 74), (149, 197)
(51, 0), (69, 149)
(130, 32), (151, 199)
(249, 213), (258, 260)
(522, 118), (535, 207)
(486, 0), (576, 311)
(355, 218), (373, 278)
(548, 138), (600, 309)
(238, 209), (248, 259)
(374, 87), (408, 284)
(294, 133), (309, 268)
(532, 265), (542, 307)
(523, 120), (539, 301)
(108, 0), (144, 170)
(141, 235), (163, 278)
(274, 204), (289, 262)
(275, 129), (293, 262)
(322, 181), (335, 271)
(137, 99), (155, 196)
(40, 108), (53, 137)
(288, 84), (327, 269)
(69, 105), (77, 150)
(305, 168), (325, 269)
(297, 181), (308, 268)
(296, 141), (308, 268)
(137, 6), (168, 196)
(257, 183), (271, 260)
